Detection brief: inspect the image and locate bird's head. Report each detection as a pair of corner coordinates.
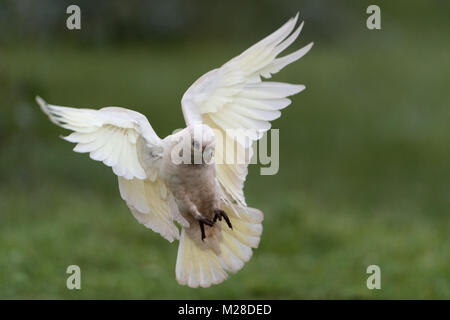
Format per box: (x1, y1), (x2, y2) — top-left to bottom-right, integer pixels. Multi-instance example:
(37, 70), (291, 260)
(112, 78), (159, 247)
(171, 123), (216, 165)
(188, 123), (215, 148)
(187, 123), (216, 165)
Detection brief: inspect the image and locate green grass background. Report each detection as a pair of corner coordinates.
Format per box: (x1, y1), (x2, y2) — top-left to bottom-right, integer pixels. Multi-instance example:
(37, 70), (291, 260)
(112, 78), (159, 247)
(0, 1), (449, 298)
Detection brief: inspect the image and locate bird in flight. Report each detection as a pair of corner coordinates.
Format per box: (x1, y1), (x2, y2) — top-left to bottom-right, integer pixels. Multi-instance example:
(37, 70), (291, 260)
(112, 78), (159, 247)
(37, 13), (312, 288)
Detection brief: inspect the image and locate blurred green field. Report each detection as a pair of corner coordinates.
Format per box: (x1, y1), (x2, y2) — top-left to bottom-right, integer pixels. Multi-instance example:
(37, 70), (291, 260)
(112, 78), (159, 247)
(1, 3), (449, 299)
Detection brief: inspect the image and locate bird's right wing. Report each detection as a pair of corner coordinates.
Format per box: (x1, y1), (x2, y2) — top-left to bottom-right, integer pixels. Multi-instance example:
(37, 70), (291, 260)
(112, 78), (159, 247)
(181, 13), (312, 207)
(37, 97), (186, 242)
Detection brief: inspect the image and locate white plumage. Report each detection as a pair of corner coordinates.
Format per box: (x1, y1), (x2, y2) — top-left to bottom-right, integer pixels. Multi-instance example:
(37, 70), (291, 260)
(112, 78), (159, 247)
(37, 13), (312, 288)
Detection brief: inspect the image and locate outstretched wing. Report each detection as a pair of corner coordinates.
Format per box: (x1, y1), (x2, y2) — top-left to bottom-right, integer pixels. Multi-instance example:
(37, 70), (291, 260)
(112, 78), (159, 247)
(37, 97), (185, 241)
(181, 13), (312, 206)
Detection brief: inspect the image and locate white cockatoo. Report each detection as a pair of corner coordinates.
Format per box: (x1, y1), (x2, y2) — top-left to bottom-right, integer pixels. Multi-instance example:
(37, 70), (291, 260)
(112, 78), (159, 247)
(37, 13), (312, 288)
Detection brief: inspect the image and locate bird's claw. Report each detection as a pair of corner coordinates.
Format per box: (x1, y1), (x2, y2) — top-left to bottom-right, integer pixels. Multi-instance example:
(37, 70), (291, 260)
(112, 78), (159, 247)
(213, 209), (233, 230)
(198, 211), (232, 241)
(198, 217), (214, 241)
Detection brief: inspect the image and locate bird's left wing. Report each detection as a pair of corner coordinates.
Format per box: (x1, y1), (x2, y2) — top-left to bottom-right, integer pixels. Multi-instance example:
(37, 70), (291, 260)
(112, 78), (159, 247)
(181, 13), (312, 206)
(37, 96), (186, 242)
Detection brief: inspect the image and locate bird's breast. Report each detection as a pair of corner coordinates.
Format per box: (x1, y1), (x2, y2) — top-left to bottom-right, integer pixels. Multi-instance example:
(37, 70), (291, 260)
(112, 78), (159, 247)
(168, 163), (219, 218)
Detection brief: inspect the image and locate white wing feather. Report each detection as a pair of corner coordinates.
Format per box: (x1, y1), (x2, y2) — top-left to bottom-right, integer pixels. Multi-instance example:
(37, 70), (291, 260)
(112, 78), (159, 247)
(118, 176), (187, 242)
(181, 13), (312, 206)
(36, 97), (160, 180)
(36, 96), (183, 241)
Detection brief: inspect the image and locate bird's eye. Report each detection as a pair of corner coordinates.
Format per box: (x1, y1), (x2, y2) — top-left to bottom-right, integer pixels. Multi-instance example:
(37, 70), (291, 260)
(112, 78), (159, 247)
(192, 140), (200, 150)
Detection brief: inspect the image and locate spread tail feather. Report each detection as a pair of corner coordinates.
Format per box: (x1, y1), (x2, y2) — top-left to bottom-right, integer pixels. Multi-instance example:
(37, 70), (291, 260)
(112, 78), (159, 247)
(175, 205), (263, 288)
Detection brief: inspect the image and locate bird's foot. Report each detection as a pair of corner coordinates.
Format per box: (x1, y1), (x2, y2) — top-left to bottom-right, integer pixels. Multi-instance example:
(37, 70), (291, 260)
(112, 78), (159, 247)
(213, 209), (233, 230)
(198, 217), (214, 241)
